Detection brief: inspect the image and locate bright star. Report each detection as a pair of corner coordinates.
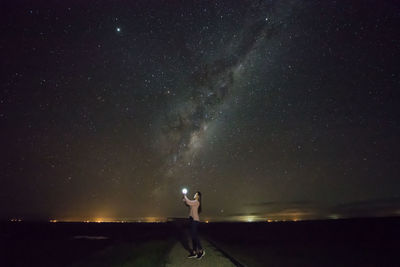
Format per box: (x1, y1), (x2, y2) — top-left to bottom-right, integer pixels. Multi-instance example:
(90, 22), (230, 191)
(116, 27), (121, 32)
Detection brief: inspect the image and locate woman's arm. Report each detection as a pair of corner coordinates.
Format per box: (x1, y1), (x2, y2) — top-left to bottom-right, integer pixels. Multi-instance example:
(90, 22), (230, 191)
(183, 195), (199, 206)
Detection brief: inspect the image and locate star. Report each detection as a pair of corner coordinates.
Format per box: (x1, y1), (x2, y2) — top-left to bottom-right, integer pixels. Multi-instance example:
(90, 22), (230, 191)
(116, 27), (121, 32)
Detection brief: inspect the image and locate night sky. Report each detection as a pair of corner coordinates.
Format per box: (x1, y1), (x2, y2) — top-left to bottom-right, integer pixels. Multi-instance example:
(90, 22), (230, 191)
(1, 0), (399, 222)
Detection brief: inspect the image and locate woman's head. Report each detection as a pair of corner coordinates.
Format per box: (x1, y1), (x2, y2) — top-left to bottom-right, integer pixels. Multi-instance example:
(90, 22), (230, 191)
(195, 191), (202, 213)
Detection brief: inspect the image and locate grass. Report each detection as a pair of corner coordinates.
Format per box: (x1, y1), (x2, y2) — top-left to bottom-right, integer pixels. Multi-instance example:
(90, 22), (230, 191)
(70, 239), (175, 267)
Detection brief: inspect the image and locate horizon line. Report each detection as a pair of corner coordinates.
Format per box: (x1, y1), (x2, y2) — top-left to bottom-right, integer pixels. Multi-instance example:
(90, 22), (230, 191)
(3, 214), (400, 223)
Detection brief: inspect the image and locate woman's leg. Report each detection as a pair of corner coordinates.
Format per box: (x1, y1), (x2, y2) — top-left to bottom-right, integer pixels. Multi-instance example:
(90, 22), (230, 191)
(191, 221), (203, 254)
(190, 220), (198, 253)
(195, 221), (203, 252)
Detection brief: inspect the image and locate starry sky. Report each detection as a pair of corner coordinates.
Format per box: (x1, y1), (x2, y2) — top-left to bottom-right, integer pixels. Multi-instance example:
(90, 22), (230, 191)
(1, 0), (399, 222)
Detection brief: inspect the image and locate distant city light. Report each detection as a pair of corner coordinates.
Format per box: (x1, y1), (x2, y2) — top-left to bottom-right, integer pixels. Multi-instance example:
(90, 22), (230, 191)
(244, 216), (258, 222)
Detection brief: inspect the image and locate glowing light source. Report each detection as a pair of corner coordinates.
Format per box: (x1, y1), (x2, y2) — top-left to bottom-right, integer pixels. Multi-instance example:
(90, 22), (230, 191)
(182, 188), (188, 194)
(144, 217), (162, 223)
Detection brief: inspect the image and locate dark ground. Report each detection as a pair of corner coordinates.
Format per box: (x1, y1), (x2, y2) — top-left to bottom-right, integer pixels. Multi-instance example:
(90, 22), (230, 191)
(0, 222), (175, 266)
(1, 217), (399, 267)
(201, 217), (400, 267)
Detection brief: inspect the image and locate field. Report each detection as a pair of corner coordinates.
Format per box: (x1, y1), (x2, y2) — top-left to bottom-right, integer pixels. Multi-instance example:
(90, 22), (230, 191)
(201, 217), (400, 267)
(1, 222), (175, 266)
(1, 217), (399, 266)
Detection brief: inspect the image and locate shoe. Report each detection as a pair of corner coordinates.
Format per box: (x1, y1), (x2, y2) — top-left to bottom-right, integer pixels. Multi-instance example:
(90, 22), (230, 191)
(197, 250), (205, 259)
(187, 252), (197, 258)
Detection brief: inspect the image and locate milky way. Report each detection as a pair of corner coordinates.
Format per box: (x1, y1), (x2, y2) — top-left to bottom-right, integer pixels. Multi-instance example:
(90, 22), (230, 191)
(154, 0), (301, 186)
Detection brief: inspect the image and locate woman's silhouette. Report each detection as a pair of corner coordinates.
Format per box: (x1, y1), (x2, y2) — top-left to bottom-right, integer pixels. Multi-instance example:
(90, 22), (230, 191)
(182, 191), (205, 259)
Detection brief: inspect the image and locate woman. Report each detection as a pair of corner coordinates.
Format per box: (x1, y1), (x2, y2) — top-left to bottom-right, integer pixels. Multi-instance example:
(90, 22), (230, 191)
(183, 191), (205, 259)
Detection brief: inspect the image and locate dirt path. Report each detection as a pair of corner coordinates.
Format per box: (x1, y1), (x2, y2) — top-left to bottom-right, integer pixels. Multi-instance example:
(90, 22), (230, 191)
(166, 238), (236, 267)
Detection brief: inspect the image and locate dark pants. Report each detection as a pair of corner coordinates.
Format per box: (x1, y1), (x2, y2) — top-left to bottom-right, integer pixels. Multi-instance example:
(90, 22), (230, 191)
(189, 217), (202, 252)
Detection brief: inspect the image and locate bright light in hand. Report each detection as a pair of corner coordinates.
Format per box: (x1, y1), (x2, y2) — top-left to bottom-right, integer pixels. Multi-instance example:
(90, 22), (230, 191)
(182, 188), (188, 194)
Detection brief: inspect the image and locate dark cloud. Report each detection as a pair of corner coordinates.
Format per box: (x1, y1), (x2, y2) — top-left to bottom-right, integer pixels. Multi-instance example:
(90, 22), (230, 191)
(245, 200), (314, 207)
(243, 197), (400, 220)
(329, 197), (400, 218)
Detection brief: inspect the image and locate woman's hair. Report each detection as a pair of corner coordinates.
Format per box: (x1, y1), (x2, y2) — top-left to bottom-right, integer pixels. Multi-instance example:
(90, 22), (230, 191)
(197, 191), (202, 214)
